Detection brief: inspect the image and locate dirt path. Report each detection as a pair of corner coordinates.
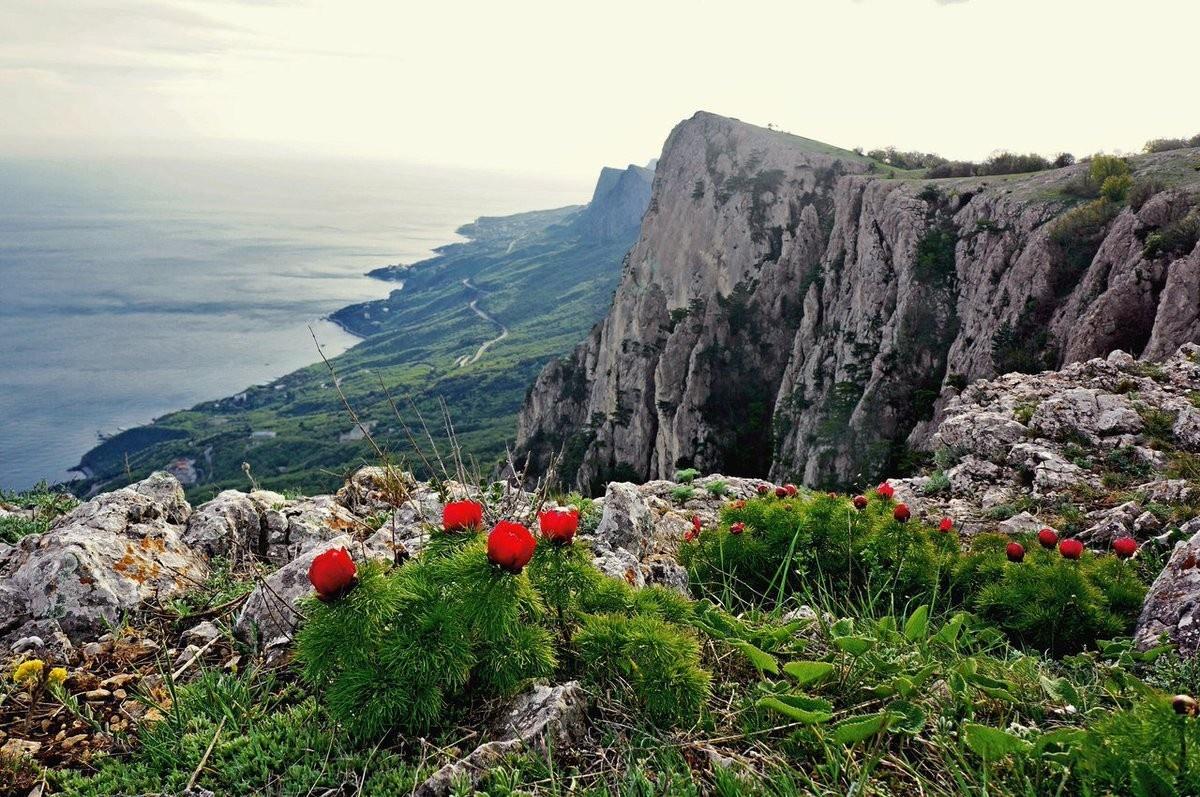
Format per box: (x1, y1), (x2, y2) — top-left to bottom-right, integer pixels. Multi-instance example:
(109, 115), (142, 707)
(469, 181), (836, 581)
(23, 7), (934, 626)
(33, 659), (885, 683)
(454, 278), (509, 367)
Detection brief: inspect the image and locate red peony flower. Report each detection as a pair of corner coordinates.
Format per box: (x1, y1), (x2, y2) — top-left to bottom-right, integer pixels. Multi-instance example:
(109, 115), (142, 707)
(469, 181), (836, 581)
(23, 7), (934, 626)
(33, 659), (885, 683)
(487, 521), (537, 573)
(876, 482), (895, 500)
(684, 515), (702, 542)
(784, 483), (799, 497)
(757, 483), (770, 495)
(730, 521), (746, 535)
(308, 547), (357, 600)
(853, 495), (868, 510)
(893, 503), (911, 523)
(774, 486), (788, 498)
(938, 517), (954, 533)
(827, 491), (839, 499)
(1006, 542), (1025, 563)
(730, 499), (747, 510)
(1113, 537), (1138, 559)
(1037, 528), (1059, 549)
(539, 508), (579, 545)
(1058, 538), (1084, 560)
(443, 500), (484, 532)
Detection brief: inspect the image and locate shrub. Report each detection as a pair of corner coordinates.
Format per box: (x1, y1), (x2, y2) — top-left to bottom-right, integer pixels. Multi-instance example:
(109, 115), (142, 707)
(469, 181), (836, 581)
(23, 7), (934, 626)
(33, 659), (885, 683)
(1090, 154), (1131, 185)
(956, 534), (1145, 656)
(1128, 178), (1164, 211)
(922, 470), (950, 495)
(675, 467), (700, 484)
(671, 485), (696, 503)
(705, 480), (729, 497)
(1144, 136), (1198, 153)
(1048, 199), (1119, 278)
(1100, 173), (1133, 202)
(297, 530), (712, 737)
(1071, 695), (1200, 795)
(1144, 210), (1200, 259)
(681, 493), (948, 610)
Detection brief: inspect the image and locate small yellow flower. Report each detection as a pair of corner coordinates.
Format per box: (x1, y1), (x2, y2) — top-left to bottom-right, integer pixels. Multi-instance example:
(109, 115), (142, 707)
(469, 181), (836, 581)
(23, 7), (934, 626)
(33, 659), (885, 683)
(48, 667), (68, 687)
(13, 659), (44, 685)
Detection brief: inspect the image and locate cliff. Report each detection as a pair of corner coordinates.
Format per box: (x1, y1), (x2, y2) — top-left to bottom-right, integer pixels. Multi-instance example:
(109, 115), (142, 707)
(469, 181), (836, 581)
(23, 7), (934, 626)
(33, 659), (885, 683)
(516, 111), (1200, 492)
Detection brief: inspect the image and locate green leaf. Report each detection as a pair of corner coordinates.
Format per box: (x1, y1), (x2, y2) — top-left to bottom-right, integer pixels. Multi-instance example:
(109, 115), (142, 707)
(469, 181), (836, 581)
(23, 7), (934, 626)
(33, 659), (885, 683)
(783, 661), (835, 686)
(932, 612), (967, 647)
(1034, 727), (1085, 754)
(1039, 675), (1081, 707)
(728, 640), (779, 674)
(831, 712), (891, 745)
(962, 723), (1031, 761)
(903, 605), (930, 641)
(888, 700), (926, 734)
(833, 636), (875, 656)
(830, 618), (854, 637)
(1132, 761), (1176, 797)
(756, 695), (834, 724)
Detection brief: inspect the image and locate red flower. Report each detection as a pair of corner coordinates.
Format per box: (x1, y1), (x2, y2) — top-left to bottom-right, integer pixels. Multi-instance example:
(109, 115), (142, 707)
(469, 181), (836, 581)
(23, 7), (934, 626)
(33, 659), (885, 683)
(684, 515), (702, 542)
(757, 484), (770, 495)
(893, 503), (911, 523)
(730, 521), (746, 535)
(1006, 542), (1025, 563)
(938, 517), (954, 533)
(827, 491), (839, 499)
(443, 500), (484, 532)
(730, 499), (747, 510)
(774, 486), (788, 498)
(1113, 537), (1138, 559)
(784, 484), (799, 497)
(487, 521), (537, 573)
(853, 495), (868, 511)
(539, 508), (579, 545)
(308, 547), (357, 600)
(1059, 538), (1084, 560)
(1037, 528), (1059, 549)
(876, 482), (895, 501)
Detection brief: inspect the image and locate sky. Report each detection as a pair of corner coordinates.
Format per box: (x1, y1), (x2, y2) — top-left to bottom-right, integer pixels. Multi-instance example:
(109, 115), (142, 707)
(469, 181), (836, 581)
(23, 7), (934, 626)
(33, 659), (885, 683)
(2, 0), (1198, 181)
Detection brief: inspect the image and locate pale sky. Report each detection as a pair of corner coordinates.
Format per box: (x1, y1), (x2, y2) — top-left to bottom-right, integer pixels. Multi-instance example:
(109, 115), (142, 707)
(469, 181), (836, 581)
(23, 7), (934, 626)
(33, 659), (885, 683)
(2, 0), (1197, 180)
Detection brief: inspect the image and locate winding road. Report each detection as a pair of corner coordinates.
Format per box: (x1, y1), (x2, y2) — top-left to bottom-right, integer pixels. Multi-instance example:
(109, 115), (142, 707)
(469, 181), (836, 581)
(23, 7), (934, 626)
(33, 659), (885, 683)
(454, 278), (509, 368)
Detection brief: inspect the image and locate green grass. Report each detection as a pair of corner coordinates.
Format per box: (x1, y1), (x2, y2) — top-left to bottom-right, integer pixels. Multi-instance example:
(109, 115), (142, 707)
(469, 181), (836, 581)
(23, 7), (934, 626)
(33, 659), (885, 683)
(0, 482), (78, 543)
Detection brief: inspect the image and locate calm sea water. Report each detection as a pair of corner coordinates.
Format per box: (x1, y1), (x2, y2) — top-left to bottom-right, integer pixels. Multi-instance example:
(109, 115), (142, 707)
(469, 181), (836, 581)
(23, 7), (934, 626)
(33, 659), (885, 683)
(0, 157), (588, 490)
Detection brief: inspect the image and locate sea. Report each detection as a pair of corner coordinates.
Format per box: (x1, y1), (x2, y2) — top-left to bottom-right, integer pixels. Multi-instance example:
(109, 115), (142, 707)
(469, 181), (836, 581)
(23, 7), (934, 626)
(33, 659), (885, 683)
(0, 156), (588, 490)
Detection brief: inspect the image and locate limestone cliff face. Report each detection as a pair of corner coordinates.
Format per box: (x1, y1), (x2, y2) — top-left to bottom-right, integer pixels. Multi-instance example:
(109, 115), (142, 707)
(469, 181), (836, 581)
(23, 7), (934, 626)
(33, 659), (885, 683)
(516, 111), (1200, 492)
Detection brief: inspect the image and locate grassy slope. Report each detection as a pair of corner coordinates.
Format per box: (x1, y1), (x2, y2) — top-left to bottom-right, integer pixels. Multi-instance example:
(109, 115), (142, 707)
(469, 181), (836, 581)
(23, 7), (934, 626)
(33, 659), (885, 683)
(74, 206), (635, 501)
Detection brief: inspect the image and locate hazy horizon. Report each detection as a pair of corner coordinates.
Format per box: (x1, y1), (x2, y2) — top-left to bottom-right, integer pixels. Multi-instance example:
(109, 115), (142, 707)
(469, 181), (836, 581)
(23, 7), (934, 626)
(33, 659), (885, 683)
(3, 0), (1199, 181)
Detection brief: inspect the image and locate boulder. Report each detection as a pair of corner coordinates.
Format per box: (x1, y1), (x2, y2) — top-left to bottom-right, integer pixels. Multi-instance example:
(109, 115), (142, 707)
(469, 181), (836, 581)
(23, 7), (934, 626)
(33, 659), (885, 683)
(593, 482), (656, 559)
(1078, 502), (1143, 546)
(183, 490), (265, 562)
(1136, 519), (1200, 653)
(934, 412), (1028, 462)
(1029, 388), (1142, 444)
(998, 512), (1044, 536)
(414, 681), (587, 797)
(0, 473), (205, 646)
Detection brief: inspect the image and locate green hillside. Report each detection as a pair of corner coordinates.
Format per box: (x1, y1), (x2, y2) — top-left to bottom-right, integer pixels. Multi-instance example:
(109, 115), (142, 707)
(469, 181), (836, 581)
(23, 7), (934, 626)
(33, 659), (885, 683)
(72, 172), (649, 500)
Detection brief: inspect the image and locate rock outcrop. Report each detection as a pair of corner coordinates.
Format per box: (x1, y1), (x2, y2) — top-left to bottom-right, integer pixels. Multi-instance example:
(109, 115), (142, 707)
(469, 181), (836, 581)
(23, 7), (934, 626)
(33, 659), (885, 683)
(1136, 518), (1200, 653)
(414, 681), (588, 797)
(516, 111), (1200, 492)
(0, 473), (207, 646)
(886, 345), (1200, 538)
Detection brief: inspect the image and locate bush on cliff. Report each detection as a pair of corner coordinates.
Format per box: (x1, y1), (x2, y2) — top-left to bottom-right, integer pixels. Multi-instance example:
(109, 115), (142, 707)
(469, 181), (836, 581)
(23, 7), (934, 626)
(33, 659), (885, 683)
(296, 516), (711, 738)
(682, 491), (1146, 655)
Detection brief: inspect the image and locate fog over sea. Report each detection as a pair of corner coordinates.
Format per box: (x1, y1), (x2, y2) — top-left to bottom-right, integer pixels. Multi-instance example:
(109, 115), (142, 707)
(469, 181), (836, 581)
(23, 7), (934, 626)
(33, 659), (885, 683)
(0, 157), (587, 490)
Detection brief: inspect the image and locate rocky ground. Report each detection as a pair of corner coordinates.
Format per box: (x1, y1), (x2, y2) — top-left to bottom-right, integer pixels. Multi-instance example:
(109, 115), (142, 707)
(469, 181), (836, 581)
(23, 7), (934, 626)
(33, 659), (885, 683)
(6, 345), (1200, 794)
